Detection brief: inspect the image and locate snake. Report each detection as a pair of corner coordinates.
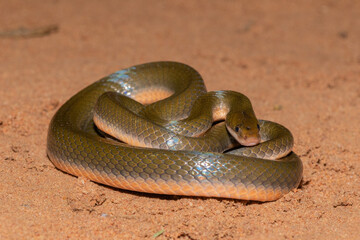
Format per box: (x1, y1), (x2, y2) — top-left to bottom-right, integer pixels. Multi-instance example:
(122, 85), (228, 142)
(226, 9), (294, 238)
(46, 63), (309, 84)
(47, 61), (302, 201)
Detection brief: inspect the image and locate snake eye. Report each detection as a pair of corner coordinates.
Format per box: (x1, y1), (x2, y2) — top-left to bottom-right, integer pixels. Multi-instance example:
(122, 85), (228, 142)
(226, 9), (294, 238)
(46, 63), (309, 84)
(257, 124), (260, 130)
(235, 126), (240, 132)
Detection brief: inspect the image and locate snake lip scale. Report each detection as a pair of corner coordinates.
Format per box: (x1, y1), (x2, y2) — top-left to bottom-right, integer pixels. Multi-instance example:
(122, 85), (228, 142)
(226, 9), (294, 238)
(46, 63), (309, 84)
(47, 61), (303, 202)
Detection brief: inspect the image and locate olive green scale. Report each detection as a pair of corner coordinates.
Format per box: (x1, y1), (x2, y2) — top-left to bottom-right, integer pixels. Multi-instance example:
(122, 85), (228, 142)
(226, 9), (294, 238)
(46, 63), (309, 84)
(47, 61), (302, 201)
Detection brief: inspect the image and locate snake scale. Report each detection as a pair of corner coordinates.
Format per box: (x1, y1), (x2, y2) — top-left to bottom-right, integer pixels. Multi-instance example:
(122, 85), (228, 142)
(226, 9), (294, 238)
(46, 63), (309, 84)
(47, 61), (302, 201)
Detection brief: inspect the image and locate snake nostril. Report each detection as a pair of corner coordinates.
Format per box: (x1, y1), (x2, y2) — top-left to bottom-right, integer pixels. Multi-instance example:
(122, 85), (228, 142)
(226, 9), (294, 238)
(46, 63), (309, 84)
(246, 126), (251, 130)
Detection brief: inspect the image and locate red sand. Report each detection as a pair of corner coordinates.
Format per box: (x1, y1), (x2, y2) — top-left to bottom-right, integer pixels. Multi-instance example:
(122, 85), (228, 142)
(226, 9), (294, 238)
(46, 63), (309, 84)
(0, 1), (359, 239)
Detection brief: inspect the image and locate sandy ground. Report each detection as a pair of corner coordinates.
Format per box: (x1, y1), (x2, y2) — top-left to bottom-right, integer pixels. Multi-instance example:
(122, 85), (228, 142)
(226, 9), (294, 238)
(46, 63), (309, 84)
(1, 0), (359, 239)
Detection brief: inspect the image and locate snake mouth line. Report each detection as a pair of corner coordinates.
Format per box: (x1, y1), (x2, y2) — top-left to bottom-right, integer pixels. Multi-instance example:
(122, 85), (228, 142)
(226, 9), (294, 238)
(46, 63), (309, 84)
(226, 126), (261, 147)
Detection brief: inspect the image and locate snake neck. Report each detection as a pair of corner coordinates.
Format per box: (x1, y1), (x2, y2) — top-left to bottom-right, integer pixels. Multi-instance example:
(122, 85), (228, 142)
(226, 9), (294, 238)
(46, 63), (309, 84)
(162, 91), (261, 143)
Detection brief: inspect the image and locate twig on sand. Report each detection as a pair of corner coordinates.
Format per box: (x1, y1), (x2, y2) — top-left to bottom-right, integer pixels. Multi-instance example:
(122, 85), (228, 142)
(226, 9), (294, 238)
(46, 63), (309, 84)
(0, 24), (59, 38)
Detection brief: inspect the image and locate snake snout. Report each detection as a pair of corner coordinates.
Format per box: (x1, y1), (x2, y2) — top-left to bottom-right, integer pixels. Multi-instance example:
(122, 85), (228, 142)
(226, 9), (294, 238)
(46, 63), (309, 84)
(226, 124), (261, 147)
(241, 124), (261, 146)
(239, 134), (261, 146)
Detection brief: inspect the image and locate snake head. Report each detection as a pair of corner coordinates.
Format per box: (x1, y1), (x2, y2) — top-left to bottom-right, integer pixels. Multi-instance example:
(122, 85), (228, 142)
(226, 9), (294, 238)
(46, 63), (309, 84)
(225, 111), (261, 146)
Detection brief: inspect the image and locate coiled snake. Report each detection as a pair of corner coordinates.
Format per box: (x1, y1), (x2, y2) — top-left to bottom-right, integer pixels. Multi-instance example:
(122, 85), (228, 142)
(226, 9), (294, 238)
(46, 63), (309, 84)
(47, 61), (302, 201)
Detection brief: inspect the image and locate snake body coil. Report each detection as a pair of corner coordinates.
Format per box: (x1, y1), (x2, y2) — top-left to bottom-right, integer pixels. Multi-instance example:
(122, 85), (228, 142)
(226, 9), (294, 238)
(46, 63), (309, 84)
(47, 62), (302, 201)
